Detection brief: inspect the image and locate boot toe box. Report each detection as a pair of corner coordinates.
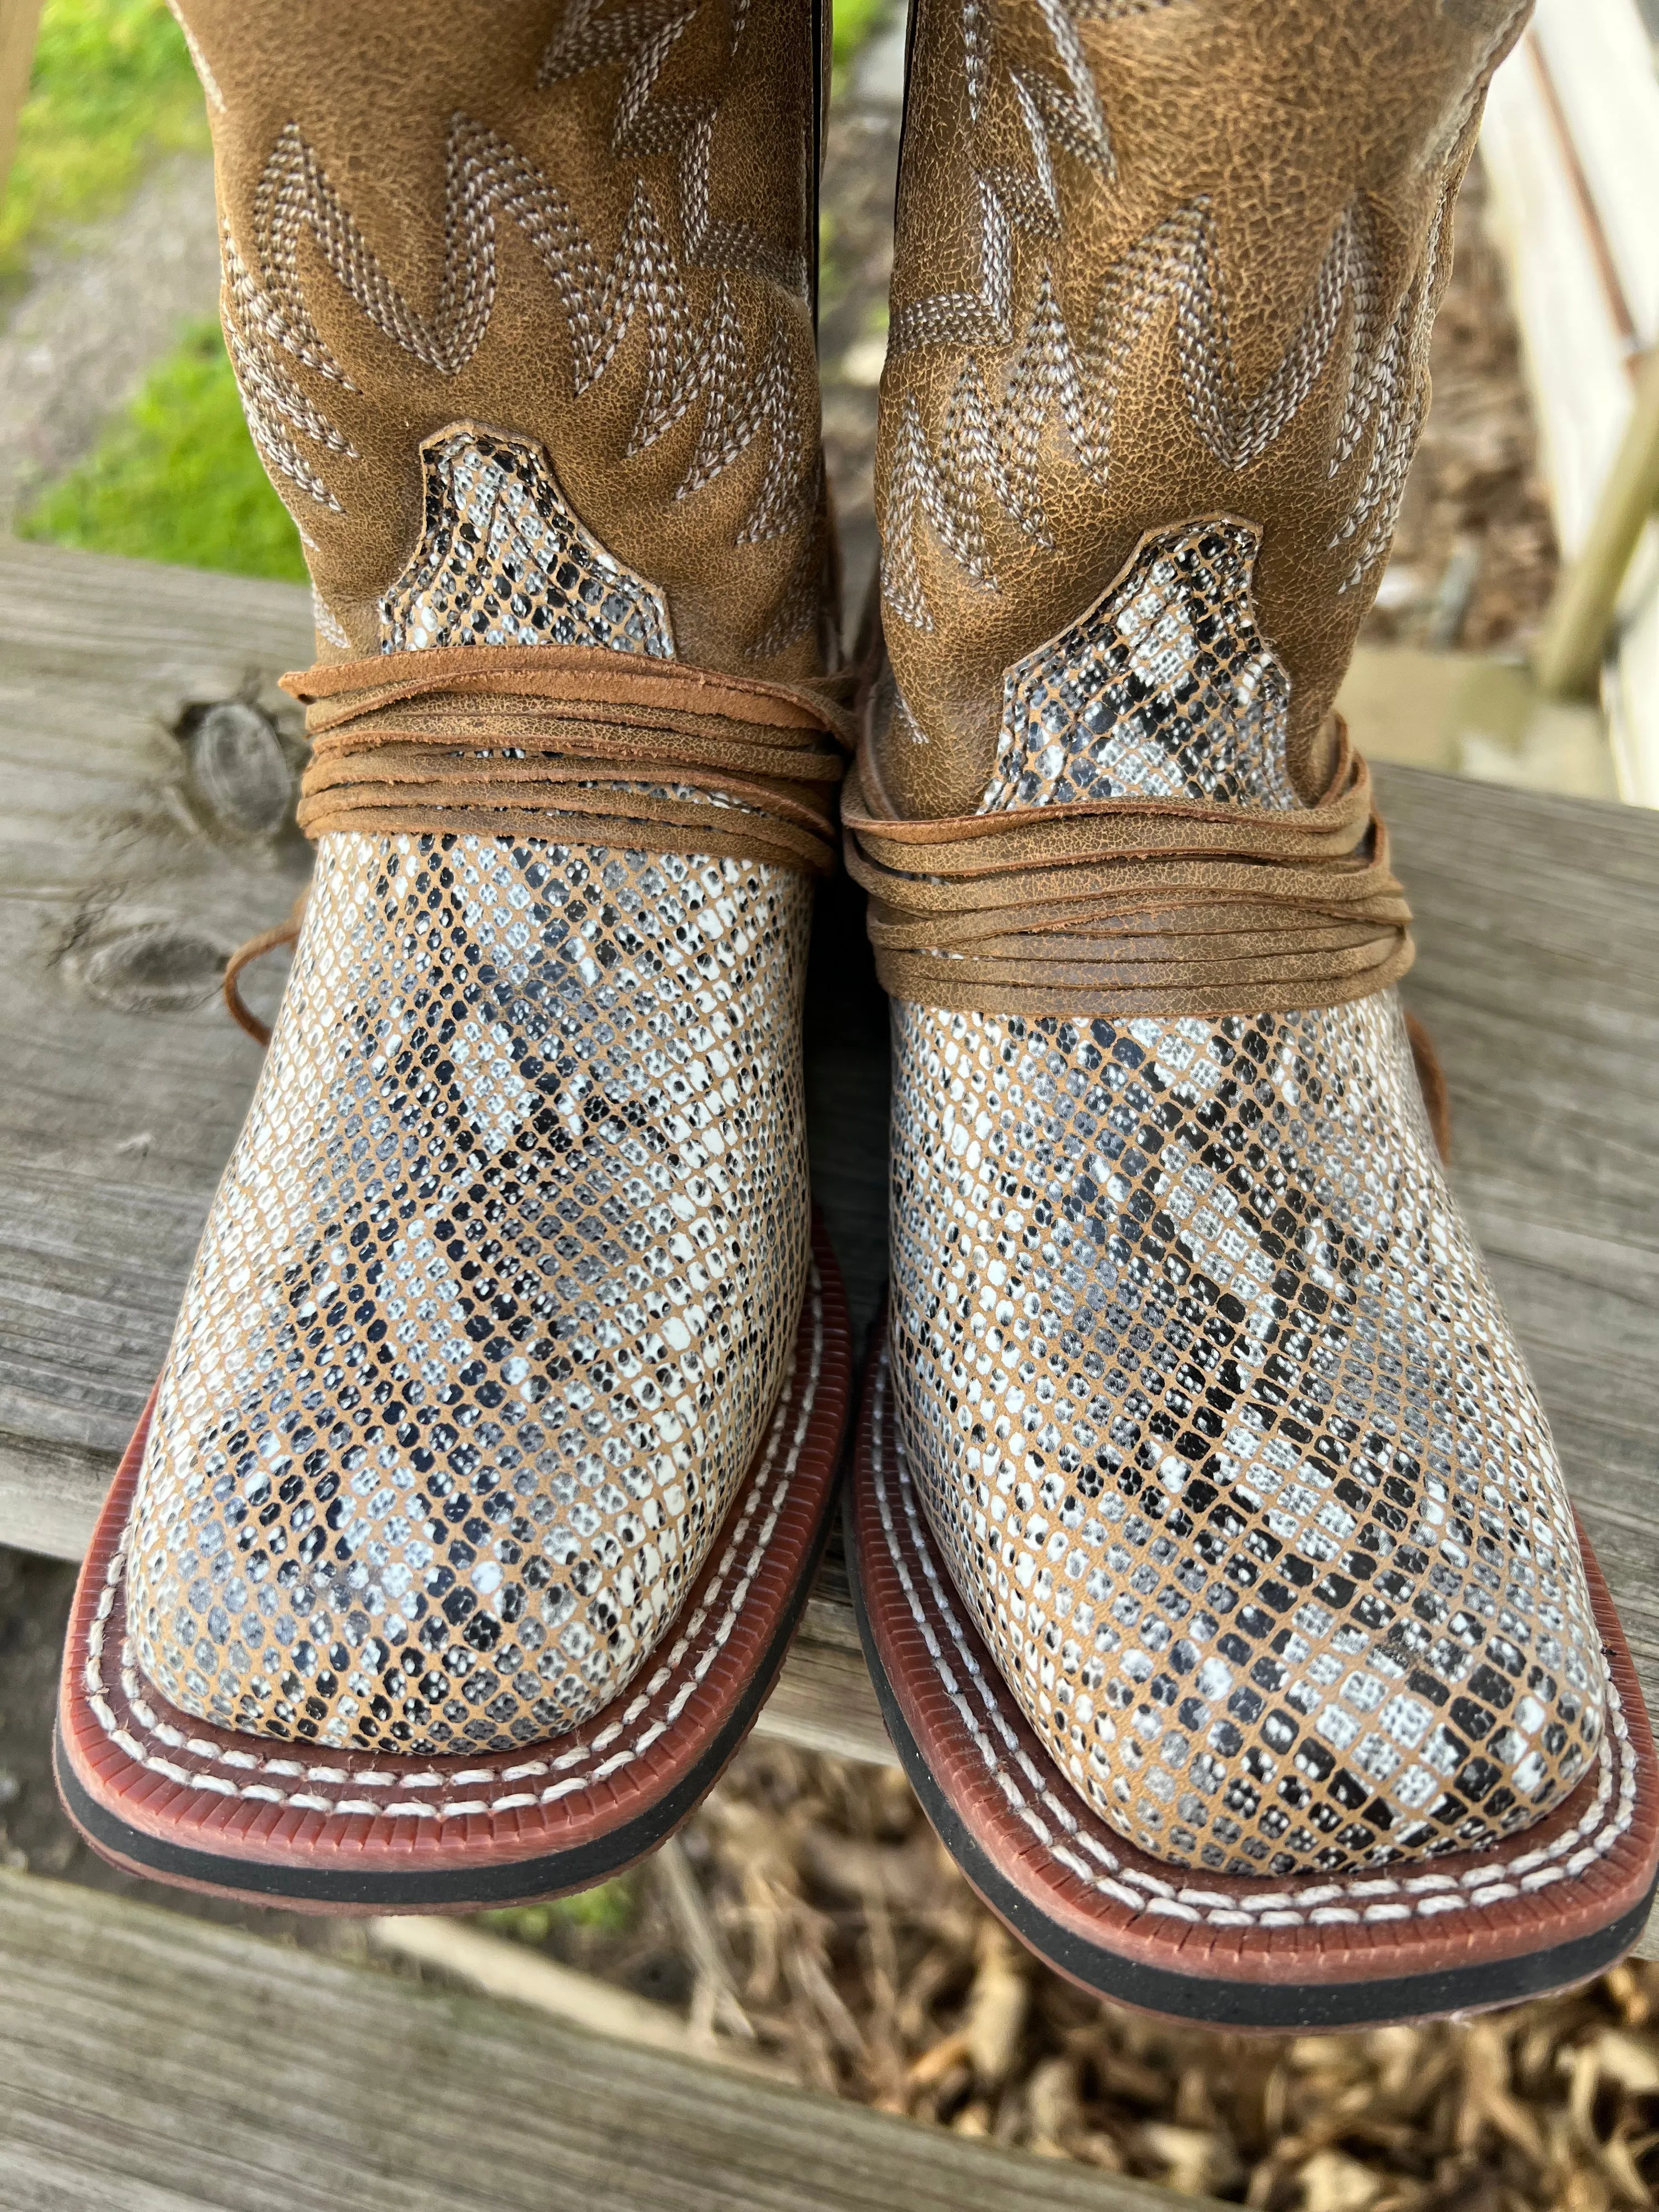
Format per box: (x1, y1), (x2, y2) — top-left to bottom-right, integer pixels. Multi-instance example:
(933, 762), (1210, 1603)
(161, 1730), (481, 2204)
(890, 988), (1605, 1877)
(126, 829), (811, 1753)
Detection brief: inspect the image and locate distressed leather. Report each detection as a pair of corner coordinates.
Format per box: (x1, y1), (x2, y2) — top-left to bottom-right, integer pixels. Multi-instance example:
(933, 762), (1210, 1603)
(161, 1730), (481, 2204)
(180, 0), (830, 675)
(872, 0), (1531, 815)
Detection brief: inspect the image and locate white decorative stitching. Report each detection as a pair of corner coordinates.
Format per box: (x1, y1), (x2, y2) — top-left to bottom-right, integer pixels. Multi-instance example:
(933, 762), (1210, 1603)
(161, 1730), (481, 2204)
(867, 1344), (1637, 1927)
(882, 196), (1369, 630)
(84, 1269), (825, 1822)
(223, 11), (816, 588)
(879, 0), (1519, 629)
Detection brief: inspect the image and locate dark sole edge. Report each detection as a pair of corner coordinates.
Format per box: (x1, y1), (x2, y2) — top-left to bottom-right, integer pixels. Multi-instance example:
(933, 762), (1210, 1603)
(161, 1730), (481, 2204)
(843, 1488), (1658, 2032)
(55, 1463), (843, 1914)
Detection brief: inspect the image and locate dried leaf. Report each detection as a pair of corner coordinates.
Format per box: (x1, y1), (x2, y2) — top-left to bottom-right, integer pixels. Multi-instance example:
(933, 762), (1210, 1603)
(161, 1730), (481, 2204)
(1027, 2055), (1083, 2157)
(514, 1734), (1659, 2208)
(1596, 2032), (1659, 2100)
(908, 2031), (970, 2091)
(1300, 2148), (1386, 2212)
(1598, 2125), (1655, 2210)
(961, 1921), (1028, 2089)
(1560, 2170), (1615, 2212)
(1364, 2027), (1425, 2103)
(1458, 2023), (1546, 2162)
(1138, 2120), (1245, 2199)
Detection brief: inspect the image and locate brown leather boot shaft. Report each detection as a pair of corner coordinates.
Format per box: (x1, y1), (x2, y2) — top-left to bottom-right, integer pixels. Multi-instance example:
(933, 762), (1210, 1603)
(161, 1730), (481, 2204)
(872, 0), (1530, 815)
(178, 0), (831, 676)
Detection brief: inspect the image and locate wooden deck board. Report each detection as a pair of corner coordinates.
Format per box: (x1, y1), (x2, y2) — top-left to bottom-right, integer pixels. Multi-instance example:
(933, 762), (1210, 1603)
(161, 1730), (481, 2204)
(2, 539), (1658, 1787)
(0, 1870), (1195, 2212)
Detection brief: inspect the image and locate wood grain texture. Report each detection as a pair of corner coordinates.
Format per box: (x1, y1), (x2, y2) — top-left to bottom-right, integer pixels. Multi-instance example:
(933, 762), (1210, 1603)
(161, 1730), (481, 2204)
(0, 1870), (1198, 2212)
(0, 540), (313, 1491)
(1527, 0), (1659, 350)
(0, 540), (896, 1766)
(1374, 760), (1659, 1720)
(1480, 9), (1659, 803)
(1480, 26), (1635, 562)
(2, 545), (1657, 1803)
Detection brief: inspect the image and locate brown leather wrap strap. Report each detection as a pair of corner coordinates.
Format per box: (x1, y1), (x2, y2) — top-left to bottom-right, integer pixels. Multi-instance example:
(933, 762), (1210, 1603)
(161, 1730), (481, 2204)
(842, 724), (1414, 1018)
(223, 891), (309, 1049)
(280, 646), (855, 874)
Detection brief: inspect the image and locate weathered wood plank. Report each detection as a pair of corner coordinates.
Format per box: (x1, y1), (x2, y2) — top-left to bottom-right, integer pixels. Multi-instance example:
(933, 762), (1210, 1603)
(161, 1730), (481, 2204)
(2, 544), (1658, 1795)
(0, 545), (315, 1437)
(1528, 0), (1659, 352)
(0, 539), (896, 1765)
(1335, 644), (1615, 798)
(1374, 761), (1659, 1702)
(1480, 5), (1659, 803)
(0, 1869), (1198, 2212)
(1481, 32), (1635, 564)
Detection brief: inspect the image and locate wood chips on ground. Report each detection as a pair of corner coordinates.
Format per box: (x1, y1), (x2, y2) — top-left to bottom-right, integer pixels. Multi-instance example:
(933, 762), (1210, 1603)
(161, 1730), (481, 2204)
(562, 1741), (1659, 2212)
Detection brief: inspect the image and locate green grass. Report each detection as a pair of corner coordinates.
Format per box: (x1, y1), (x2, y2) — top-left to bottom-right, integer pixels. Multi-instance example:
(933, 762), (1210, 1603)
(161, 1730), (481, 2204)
(478, 1880), (637, 1946)
(832, 0), (891, 66)
(7, 0), (883, 584)
(16, 319), (309, 580)
(2, 0), (210, 284)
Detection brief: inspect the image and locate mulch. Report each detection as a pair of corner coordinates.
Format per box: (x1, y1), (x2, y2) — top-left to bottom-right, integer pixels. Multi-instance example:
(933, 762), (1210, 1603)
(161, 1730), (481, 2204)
(573, 1740), (1659, 2211)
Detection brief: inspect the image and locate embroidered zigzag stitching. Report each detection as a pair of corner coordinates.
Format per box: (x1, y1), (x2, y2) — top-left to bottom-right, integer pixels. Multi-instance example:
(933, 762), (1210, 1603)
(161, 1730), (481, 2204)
(223, 0), (814, 596)
(883, 196), (1374, 630)
(889, 0), (1113, 357)
(882, 0), (1483, 630)
(539, 0), (807, 300)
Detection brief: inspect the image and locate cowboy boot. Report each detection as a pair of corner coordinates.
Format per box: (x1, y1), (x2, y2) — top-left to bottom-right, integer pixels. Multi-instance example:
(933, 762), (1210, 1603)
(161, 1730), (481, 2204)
(848, 0), (1658, 2024)
(58, 0), (853, 1908)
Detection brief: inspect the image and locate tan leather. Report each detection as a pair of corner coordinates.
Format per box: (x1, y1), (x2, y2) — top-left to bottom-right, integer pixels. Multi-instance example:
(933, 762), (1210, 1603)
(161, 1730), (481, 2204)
(872, 0), (1531, 816)
(844, 713), (1414, 1016)
(286, 641), (854, 867)
(1404, 1006), (1453, 1163)
(181, 0), (831, 678)
(223, 895), (308, 1046)
(291, 647), (856, 747)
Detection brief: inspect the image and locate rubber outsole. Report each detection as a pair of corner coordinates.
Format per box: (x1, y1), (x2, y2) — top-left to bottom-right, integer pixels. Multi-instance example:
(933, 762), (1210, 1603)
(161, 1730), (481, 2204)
(57, 1221), (851, 1914)
(848, 1325), (1659, 2032)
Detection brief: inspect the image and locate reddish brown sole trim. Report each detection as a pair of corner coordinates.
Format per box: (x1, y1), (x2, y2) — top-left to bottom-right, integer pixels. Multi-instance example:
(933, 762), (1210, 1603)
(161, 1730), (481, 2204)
(55, 1219), (851, 1913)
(851, 1333), (1659, 2030)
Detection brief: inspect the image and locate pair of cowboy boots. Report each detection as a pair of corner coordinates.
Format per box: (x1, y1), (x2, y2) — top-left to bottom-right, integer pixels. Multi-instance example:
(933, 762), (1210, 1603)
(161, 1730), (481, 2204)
(58, 0), (1658, 2028)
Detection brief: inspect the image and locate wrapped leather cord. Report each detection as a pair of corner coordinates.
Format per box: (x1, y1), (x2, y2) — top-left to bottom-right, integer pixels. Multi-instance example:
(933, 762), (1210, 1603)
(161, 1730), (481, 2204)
(281, 644), (856, 872)
(842, 719), (1414, 1020)
(222, 643), (854, 1046)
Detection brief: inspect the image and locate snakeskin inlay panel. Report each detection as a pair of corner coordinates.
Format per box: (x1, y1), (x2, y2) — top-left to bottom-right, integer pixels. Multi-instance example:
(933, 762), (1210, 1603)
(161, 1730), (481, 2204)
(978, 521), (1296, 814)
(128, 837), (811, 1750)
(889, 992), (1603, 1875)
(126, 425), (812, 1751)
(382, 427), (674, 656)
